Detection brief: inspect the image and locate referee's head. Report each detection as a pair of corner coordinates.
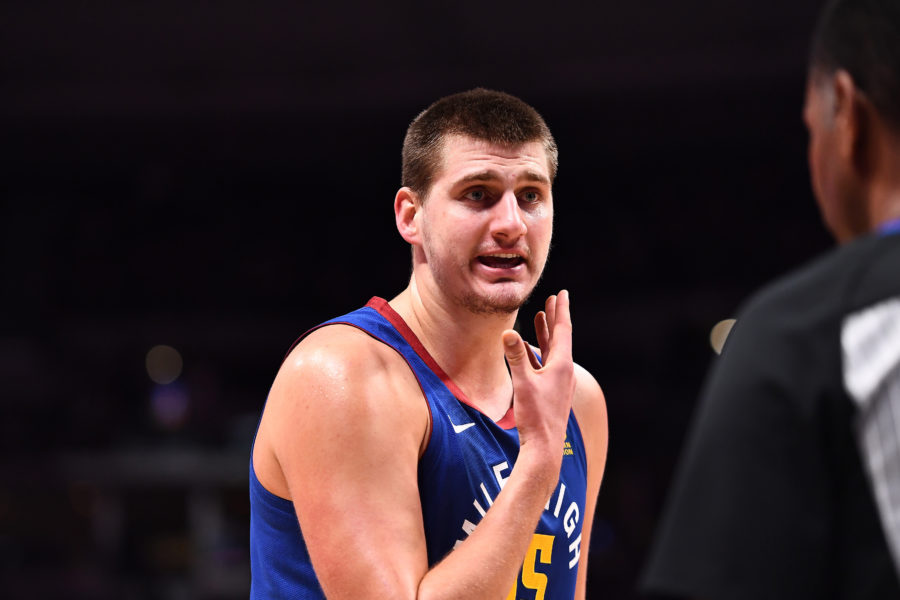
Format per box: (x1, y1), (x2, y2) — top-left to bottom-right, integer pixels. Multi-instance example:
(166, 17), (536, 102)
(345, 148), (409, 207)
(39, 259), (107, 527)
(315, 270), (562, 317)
(804, 0), (900, 242)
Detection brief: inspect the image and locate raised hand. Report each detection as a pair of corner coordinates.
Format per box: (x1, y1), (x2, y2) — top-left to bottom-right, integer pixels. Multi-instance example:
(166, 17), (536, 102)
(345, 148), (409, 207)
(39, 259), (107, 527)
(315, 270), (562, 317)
(502, 291), (576, 483)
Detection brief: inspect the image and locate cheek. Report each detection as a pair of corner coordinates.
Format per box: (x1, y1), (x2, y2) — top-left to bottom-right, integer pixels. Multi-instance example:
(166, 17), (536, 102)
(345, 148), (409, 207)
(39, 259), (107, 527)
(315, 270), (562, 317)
(421, 208), (453, 243)
(807, 132), (851, 237)
(808, 134), (832, 204)
(529, 209), (553, 244)
(808, 139), (822, 196)
(420, 212), (473, 263)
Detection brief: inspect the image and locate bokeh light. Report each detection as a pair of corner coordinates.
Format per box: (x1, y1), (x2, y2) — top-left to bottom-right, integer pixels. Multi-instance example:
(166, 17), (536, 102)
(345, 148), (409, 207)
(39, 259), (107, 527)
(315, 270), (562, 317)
(710, 319), (737, 355)
(146, 344), (183, 384)
(150, 382), (191, 430)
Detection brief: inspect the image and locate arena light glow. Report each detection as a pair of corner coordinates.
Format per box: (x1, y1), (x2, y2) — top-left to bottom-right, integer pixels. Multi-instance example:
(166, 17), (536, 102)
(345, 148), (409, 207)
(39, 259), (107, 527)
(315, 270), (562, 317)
(710, 319), (737, 355)
(150, 382), (190, 430)
(145, 344), (183, 384)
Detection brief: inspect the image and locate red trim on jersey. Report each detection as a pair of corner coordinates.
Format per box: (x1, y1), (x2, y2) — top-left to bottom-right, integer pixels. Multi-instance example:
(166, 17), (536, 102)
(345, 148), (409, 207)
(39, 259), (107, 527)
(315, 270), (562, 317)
(367, 297), (517, 429)
(495, 405), (516, 429)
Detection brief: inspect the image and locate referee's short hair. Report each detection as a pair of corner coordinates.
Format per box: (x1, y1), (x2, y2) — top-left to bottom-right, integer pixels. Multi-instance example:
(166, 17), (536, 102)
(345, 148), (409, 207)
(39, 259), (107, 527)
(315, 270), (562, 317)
(810, 0), (900, 130)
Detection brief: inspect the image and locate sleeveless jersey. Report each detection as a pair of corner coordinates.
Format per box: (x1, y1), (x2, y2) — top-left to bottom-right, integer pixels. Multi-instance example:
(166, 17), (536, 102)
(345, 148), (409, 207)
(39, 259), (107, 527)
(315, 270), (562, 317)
(250, 297), (589, 599)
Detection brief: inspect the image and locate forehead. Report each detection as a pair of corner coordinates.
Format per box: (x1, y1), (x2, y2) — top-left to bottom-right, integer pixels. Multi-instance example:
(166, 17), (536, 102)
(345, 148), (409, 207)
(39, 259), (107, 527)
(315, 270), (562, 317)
(435, 134), (551, 182)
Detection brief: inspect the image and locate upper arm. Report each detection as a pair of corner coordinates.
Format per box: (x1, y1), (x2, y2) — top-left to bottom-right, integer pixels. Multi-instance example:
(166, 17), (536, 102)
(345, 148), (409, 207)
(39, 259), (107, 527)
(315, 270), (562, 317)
(254, 326), (431, 599)
(571, 364), (608, 599)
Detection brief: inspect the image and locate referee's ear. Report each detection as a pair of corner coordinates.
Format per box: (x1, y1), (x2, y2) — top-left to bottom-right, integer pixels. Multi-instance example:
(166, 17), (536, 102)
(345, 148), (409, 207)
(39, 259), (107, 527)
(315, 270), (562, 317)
(395, 186), (422, 245)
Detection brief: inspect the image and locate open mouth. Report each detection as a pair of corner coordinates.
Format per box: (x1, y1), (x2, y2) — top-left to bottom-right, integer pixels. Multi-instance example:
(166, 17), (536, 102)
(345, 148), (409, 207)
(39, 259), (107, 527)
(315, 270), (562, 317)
(477, 254), (525, 269)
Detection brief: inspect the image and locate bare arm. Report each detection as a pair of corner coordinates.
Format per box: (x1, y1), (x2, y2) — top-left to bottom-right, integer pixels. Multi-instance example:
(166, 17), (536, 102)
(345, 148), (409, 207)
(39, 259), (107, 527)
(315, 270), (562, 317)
(571, 366), (609, 600)
(253, 292), (577, 599)
(254, 325), (429, 598)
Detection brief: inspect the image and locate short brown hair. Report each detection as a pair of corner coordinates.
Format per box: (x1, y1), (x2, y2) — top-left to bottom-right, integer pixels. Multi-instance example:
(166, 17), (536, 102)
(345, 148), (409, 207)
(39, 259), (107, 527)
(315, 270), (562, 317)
(401, 88), (558, 198)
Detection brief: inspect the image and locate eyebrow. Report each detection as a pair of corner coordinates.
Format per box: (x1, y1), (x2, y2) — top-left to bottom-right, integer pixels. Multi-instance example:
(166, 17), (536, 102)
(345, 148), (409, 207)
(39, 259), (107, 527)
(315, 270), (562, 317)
(455, 169), (551, 187)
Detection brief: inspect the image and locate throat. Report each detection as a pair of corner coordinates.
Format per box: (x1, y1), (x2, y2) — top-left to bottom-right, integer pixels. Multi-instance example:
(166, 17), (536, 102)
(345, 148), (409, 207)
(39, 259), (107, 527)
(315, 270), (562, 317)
(461, 380), (514, 423)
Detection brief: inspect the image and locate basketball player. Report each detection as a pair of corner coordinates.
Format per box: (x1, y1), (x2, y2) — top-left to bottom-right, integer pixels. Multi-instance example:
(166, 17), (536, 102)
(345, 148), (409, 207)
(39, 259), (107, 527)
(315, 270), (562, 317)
(642, 1), (900, 598)
(250, 89), (608, 599)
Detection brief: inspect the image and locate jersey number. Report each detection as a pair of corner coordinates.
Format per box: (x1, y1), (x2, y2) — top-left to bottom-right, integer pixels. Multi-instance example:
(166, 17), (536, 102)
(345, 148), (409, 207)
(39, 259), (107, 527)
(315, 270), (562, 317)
(505, 534), (554, 600)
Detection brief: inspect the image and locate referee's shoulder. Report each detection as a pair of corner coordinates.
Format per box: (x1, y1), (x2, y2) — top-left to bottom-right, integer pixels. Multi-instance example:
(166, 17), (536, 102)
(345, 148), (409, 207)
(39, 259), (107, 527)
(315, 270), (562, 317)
(741, 233), (887, 323)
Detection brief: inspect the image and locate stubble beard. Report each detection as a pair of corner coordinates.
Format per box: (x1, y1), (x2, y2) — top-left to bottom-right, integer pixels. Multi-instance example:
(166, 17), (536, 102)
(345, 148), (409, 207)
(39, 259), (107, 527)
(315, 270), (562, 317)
(429, 253), (545, 316)
(458, 287), (530, 315)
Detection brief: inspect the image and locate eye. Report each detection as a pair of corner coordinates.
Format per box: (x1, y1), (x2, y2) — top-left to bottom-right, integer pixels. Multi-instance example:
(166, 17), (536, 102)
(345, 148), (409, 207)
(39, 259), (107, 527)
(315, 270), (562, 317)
(519, 190), (541, 204)
(464, 188), (489, 203)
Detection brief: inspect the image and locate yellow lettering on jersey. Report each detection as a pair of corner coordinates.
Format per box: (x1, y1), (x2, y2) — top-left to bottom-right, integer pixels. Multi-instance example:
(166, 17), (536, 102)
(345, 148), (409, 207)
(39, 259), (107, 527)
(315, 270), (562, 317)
(522, 534), (554, 600)
(505, 533), (555, 600)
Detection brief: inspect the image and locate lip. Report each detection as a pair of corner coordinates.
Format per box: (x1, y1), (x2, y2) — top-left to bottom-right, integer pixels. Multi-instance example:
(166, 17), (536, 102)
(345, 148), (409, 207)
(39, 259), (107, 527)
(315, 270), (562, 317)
(474, 252), (528, 276)
(477, 248), (528, 260)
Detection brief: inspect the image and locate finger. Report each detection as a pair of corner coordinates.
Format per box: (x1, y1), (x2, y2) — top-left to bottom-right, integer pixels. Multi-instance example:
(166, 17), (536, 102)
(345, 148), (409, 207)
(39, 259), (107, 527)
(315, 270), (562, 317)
(526, 344), (543, 370)
(534, 311), (550, 359)
(544, 294), (557, 347)
(548, 290), (573, 361)
(502, 330), (534, 380)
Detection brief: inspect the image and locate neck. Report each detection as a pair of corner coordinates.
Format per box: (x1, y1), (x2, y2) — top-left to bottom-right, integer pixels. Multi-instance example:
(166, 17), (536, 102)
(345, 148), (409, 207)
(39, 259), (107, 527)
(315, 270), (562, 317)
(865, 126), (900, 232)
(389, 277), (519, 420)
(870, 190), (900, 231)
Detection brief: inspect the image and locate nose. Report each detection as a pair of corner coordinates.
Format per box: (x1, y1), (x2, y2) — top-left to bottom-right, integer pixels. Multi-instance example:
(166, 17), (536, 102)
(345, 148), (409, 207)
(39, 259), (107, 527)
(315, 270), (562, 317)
(490, 191), (527, 242)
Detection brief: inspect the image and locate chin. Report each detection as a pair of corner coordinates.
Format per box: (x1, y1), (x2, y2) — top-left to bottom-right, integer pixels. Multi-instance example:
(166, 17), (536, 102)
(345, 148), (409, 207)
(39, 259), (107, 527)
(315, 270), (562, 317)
(458, 286), (532, 315)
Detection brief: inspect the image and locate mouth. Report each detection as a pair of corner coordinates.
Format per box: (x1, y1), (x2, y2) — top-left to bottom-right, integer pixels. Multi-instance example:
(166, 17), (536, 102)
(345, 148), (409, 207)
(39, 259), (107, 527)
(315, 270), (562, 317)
(477, 253), (526, 269)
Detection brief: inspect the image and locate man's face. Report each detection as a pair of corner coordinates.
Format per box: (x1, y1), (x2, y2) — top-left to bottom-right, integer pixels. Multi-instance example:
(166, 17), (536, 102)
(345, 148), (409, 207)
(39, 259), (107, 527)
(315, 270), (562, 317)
(415, 134), (554, 314)
(803, 73), (866, 242)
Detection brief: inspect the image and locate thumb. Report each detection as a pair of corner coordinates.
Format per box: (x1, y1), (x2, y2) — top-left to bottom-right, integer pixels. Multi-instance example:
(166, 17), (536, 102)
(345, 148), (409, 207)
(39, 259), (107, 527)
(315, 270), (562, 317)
(502, 330), (529, 369)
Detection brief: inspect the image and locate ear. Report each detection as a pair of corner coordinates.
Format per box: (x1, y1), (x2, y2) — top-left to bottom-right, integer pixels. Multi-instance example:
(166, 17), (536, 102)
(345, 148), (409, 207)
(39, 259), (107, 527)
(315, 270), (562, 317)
(832, 69), (872, 177)
(394, 186), (422, 245)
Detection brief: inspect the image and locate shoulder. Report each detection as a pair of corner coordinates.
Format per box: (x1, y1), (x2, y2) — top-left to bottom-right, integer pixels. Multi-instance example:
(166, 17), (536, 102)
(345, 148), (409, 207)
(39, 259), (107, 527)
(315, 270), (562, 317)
(715, 241), (875, 376)
(738, 235), (888, 330)
(571, 364), (608, 469)
(724, 235), (899, 371)
(256, 323), (429, 493)
(267, 323), (426, 421)
(527, 341), (606, 448)
(572, 364), (606, 427)
(277, 324), (401, 387)
(845, 231), (900, 309)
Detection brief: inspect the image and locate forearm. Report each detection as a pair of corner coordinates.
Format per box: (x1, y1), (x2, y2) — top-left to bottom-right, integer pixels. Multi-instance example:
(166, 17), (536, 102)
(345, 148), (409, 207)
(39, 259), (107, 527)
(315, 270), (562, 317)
(417, 446), (561, 600)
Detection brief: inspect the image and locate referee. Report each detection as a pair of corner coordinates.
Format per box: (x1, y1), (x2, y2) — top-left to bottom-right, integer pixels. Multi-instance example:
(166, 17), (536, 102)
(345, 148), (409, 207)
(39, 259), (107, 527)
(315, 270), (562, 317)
(642, 1), (900, 598)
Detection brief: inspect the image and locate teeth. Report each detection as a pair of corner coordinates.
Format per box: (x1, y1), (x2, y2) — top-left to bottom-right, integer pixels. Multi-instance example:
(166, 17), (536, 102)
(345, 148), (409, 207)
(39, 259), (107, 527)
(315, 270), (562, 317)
(489, 254), (520, 259)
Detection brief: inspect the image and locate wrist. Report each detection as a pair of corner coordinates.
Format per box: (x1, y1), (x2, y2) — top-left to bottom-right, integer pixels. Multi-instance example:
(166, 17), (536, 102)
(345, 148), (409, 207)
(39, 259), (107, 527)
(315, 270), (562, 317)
(515, 443), (563, 497)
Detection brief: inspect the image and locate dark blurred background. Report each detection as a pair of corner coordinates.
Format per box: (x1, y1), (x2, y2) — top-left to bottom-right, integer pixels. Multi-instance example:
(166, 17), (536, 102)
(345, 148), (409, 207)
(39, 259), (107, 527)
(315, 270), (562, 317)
(1, 1), (834, 598)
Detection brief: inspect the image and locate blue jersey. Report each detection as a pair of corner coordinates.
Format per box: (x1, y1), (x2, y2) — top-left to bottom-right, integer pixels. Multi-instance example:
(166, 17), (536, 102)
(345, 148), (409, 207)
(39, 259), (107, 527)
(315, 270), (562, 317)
(250, 297), (589, 599)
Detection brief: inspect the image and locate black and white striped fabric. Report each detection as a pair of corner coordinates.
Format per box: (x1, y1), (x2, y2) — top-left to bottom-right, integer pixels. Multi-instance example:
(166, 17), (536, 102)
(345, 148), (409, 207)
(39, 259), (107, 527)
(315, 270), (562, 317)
(843, 297), (900, 573)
